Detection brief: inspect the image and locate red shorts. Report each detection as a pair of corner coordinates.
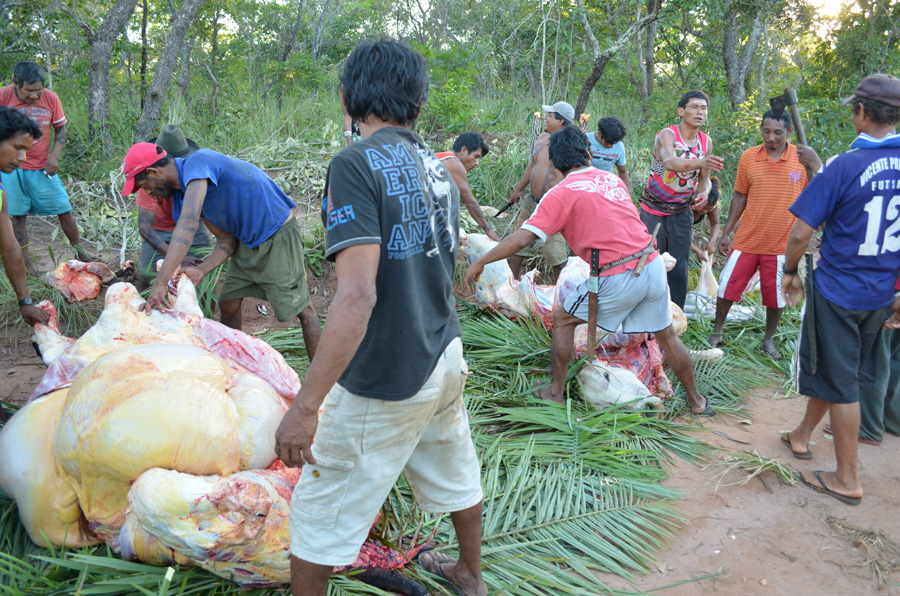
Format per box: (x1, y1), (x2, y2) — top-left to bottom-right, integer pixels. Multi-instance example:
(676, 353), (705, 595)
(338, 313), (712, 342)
(717, 249), (785, 308)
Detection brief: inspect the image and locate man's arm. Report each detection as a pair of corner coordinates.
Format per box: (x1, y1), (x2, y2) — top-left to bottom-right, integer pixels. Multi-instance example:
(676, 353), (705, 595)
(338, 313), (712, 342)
(0, 194), (48, 325)
(780, 219), (815, 307)
(615, 164), (630, 190)
(275, 243), (380, 466)
(141, 179), (208, 313)
(138, 207), (170, 256)
(657, 129), (724, 174)
(444, 157), (499, 241)
(796, 145), (822, 182)
(718, 191), (748, 254)
(464, 228), (538, 290)
(180, 217), (237, 285)
(45, 123), (66, 177)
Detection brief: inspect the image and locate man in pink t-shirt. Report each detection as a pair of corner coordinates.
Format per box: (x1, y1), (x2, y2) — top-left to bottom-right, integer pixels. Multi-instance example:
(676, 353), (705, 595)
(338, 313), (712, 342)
(0, 61), (88, 274)
(465, 126), (713, 415)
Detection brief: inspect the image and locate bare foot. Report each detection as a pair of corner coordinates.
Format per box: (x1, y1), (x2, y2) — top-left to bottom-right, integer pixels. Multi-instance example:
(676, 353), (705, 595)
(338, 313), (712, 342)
(418, 551), (487, 596)
(533, 384), (565, 404)
(708, 333), (722, 348)
(762, 340), (783, 360)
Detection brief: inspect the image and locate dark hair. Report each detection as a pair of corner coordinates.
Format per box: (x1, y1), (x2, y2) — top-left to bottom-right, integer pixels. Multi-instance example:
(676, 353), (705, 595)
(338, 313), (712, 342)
(0, 106), (42, 143)
(342, 40), (429, 126)
(761, 109), (791, 129)
(453, 132), (489, 156)
(548, 126), (590, 172)
(678, 90), (709, 109)
(851, 97), (900, 126)
(133, 146), (172, 185)
(597, 117), (626, 144)
(13, 61), (46, 86)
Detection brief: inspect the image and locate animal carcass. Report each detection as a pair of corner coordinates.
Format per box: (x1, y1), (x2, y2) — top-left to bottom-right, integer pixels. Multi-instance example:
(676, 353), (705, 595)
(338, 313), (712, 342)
(0, 277), (424, 588)
(578, 360), (663, 415)
(44, 260), (117, 302)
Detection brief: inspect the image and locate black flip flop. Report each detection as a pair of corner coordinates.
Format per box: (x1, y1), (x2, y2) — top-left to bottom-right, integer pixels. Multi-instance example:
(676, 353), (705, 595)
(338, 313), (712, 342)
(418, 551), (467, 596)
(798, 470), (861, 506)
(693, 399), (715, 417)
(781, 432), (812, 460)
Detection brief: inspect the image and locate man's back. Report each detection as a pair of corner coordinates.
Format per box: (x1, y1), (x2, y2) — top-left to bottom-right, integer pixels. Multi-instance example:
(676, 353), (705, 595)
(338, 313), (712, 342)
(171, 149), (293, 249)
(322, 126), (461, 400)
(790, 139), (900, 310)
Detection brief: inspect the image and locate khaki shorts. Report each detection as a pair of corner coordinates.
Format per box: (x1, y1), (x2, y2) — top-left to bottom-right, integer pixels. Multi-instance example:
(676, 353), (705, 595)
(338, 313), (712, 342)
(219, 217), (311, 322)
(289, 337), (483, 566)
(515, 190), (569, 266)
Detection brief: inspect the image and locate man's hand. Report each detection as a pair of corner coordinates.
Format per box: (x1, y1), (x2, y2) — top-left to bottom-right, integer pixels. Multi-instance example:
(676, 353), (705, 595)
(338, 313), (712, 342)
(274, 404), (318, 467)
(781, 273), (804, 307)
(718, 235), (731, 256)
(20, 304), (50, 326)
(692, 193), (709, 210)
(886, 296), (900, 329)
(140, 283), (170, 314)
(796, 145), (823, 173)
(508, 189), (522, 204)
(485, 227), (501, 242)
(181, 265), (205, 286)
(704, 240), (717, 257)
(703, 155), (725, 172)
(45, 156), (60, 177)
(464, 261), (485, 293)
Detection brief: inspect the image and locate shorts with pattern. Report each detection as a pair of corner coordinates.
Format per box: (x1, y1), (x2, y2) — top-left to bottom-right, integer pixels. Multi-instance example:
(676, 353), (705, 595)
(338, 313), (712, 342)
(289, 338), (483, 566)
(562, 256), (672, 333)
(718, 249), (785, 308)
(515, 189), (569, 266)
(219, 217), (311, 322)
(0, 169), (72, 216)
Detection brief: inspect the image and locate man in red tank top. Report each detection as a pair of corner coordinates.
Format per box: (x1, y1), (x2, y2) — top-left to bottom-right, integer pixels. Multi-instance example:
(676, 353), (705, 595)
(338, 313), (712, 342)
(436, 132), (498, 240)
(640, 90), (724, 308)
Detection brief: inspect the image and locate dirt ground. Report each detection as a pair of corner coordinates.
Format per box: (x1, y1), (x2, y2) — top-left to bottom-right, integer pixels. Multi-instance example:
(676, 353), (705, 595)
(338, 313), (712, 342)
(2, 218), (899, 595)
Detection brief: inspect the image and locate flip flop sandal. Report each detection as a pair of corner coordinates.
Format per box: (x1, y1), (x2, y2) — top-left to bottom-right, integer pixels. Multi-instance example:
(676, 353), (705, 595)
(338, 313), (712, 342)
(780, 432), (812, 459)
(798, 470), (861, 506)
(418, 551), (467, 596)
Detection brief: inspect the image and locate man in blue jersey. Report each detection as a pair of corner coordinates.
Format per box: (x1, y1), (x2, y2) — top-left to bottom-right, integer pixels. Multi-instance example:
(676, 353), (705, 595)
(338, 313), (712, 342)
(120, 143), (320, 360)
(780, 74), (900, 505)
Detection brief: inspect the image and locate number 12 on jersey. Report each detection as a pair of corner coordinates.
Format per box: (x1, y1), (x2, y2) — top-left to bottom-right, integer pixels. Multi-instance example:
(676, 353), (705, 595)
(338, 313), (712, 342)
(859, 195), (900, 256)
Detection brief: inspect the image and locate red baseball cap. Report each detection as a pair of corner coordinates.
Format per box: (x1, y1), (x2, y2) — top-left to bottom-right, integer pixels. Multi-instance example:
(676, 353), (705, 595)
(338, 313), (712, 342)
(121, 143), (167, 196)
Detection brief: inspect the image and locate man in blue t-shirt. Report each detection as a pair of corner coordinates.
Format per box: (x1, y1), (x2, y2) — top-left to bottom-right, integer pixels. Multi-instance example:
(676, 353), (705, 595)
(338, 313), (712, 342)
(588, 116), (630, 189)
(120, 143), (320, 360)
(780, 74), (900, 506)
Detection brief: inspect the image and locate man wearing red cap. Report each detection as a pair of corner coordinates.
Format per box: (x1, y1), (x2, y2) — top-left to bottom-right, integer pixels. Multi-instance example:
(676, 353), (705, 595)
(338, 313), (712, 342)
(780, 73), (900, 505)
(120, 142), (320, 360)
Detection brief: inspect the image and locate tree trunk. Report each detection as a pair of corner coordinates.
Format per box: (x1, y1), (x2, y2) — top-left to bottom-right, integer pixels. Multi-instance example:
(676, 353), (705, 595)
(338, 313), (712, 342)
(209, 9), (221, 120)
(140, 0), (148, 110)
(61, 0), (139, 157)
(176, 35), (194, 110)
(276, 0), (304, 110)
(574, 0), (660, 117)
(722, 1), (765, 108)
(134, 0), (208, 141)
(311, 0), (333, 61)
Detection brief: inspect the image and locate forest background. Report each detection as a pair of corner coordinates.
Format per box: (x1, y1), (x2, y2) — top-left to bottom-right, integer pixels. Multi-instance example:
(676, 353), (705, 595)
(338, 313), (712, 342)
(2, 0), (899, 252)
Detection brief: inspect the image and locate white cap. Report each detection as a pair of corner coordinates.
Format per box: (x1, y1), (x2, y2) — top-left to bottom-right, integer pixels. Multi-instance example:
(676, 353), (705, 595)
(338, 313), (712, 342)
(542, 101), (575, 122)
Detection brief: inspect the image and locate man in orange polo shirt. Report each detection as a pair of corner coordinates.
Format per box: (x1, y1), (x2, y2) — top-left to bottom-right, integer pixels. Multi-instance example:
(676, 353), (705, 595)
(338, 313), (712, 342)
(709, 109), (808, 359)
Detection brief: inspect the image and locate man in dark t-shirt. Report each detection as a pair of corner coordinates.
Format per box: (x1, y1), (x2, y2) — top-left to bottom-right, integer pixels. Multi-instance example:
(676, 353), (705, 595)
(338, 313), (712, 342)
(274, 41), (486, 596)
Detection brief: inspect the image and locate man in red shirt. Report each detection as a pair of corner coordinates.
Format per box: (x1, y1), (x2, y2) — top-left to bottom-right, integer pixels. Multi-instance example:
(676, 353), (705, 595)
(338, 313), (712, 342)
(0, 61), (88, 274)
(135, 125), (211, 273)
(710, 110), (808, 359)
(465, 126), (713, 415)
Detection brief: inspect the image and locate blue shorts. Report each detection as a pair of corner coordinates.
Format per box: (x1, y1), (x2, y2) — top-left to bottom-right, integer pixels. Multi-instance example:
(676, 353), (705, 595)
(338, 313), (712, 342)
(0, 169), (72, 217)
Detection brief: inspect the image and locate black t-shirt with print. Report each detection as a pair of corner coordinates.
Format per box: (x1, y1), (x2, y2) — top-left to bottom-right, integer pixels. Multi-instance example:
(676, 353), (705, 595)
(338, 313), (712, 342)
(321, 126), (461, 401)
